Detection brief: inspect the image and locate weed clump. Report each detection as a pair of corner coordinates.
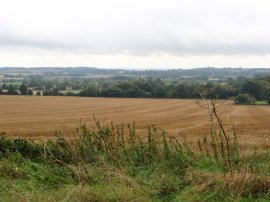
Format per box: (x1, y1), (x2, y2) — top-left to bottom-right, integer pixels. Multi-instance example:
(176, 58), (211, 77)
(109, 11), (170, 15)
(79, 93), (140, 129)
(0, 121), (269, 201)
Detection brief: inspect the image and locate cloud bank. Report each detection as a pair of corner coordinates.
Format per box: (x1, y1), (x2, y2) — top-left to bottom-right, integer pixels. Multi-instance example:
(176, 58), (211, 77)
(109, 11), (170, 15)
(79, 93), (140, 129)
(1, 0), (270, 67)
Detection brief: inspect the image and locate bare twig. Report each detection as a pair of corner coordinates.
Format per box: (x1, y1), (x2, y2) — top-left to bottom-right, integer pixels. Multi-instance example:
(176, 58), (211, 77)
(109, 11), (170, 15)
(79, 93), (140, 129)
(197, 92), (233, 172)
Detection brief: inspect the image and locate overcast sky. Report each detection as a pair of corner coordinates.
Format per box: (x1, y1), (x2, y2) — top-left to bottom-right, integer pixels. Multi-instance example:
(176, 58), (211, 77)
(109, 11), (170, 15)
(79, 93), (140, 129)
(1, 0), (270, 69)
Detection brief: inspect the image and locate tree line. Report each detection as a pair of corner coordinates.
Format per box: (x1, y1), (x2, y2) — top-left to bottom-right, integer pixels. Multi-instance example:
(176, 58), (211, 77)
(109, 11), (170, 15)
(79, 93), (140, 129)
(79, 77), (270, 102)
(1, 76), (270, 104)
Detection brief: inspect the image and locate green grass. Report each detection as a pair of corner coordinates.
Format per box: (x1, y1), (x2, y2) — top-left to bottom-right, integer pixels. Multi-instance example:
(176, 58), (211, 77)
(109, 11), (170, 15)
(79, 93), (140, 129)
(2, 81), (22, 86)
(62, 90), (81, 93)
(255, 100), (269, 105)
(0, 122), (269, 201)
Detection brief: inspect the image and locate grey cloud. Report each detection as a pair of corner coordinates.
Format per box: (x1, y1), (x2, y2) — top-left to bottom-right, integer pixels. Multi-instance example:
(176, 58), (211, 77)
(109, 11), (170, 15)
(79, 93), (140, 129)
(2, 33), (270, 56)
(1, 0), (270, 56)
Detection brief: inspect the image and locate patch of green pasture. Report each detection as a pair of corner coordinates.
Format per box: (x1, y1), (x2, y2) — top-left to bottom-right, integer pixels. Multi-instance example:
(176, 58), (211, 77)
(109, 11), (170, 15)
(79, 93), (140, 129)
(2, 82), (22, 86)
(255, 100), (268, 105)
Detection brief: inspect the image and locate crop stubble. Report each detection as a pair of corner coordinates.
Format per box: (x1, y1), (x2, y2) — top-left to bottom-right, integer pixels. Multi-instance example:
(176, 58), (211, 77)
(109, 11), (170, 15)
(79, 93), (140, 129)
(0, 96), (269, 145)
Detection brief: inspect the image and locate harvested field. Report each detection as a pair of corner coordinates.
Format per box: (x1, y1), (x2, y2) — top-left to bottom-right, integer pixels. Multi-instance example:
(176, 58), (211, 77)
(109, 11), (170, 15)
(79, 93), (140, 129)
(0, 96), (270, 145)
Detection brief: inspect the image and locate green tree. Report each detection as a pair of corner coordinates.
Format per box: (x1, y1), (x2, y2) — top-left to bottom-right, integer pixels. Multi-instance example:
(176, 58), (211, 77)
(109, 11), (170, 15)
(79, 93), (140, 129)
(235, 94), (256, 105)
(124, 85), (150, 98)
(134, 79), (155, 94)
(28, 89), (33, 95)
(101, 87), (122, 97)
(19, 83), (28, 95)
(79, 86), (100, 97)
(116, 82), (133, 91)
(2, 83), (8, 89)
(261, 86), (270, 101)
(240, 80), (261, 99)
(7, 85), (17, 95)
(172, 84), (189, 98)
(52, 88), (59, 95)
(153, 85), (168, 98)
(214, 85), (238, 99)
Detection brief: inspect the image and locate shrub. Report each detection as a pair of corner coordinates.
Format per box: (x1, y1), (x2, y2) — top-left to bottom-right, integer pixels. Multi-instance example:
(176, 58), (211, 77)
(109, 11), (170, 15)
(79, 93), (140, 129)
(0, 134), (42, 161)
(235, 94), (256, 105)
(1, 121), (270, 201)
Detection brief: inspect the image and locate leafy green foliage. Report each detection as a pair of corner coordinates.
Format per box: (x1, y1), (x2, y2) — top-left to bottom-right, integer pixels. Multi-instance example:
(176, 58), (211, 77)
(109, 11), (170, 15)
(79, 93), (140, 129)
(19, 83), (28, 95)
(235, 94), (256, 105)
(0, 123), (270, 201)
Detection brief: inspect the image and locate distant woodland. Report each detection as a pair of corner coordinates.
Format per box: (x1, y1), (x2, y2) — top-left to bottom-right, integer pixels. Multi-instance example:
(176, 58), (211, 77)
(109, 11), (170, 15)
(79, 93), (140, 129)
(1, 67), (270, 104)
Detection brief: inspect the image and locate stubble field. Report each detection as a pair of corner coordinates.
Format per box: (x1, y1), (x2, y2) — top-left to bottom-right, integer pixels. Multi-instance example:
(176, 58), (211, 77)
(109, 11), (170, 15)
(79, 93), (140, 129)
(0, 95), (269, 146)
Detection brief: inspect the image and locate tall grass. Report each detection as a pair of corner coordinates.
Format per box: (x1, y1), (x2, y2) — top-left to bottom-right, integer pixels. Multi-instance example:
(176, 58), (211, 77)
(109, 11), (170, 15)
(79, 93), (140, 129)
(0, 121), (270, 201)
(42, 121), (194, 174)
(197, 126), (240, 173)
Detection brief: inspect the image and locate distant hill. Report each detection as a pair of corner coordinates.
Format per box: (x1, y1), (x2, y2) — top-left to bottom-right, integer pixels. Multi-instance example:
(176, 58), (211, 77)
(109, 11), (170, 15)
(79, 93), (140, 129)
(1, 67), (270, 78)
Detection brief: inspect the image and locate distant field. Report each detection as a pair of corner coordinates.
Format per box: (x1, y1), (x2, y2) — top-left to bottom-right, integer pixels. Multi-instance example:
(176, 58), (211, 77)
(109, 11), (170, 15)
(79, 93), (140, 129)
(255, 100), (269, 105)
(0, 95), (270, 145)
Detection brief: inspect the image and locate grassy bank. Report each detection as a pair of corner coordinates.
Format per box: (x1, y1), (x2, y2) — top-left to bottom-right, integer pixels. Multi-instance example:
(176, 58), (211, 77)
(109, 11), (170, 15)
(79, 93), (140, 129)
(0, 122), (270, 202)
(255, 100), (270, 105)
